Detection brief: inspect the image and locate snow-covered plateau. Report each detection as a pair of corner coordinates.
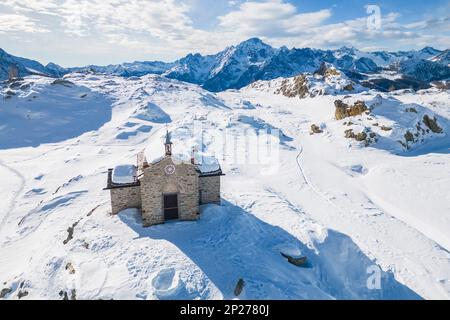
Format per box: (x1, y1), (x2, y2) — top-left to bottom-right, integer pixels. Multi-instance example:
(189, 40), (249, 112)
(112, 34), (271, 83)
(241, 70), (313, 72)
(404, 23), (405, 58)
(0, 71), (449, 300)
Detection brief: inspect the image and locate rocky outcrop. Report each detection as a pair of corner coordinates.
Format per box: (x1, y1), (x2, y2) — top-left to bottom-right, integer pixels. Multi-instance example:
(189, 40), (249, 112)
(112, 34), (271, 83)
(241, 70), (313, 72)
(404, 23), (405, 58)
(281, 252), (308, 267)
(310, 124), (323, 134)
(355, 132), (368, 142)
(423, 115), (443, 133)
(315, 62), (341, 77)
(234, 279), (245, 297)
(335, 100), (368, 120)
(0, 288), (12, 299)
(343, 83), (354, 91)
(59, 289), (77, 300)
(66, 263), (76, 275)
(275, 75), (309, 98)
(345, 128), (377, 146)
(18, 290), (28, 299)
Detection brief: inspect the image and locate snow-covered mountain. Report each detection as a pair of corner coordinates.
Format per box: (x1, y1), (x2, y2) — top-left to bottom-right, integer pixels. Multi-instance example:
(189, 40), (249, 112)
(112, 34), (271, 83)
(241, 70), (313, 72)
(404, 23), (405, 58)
(0, 69), (449, 300)
(0, 49), (63, 80)
(430, 49), (450, 66)
(2, 40), (449, 92)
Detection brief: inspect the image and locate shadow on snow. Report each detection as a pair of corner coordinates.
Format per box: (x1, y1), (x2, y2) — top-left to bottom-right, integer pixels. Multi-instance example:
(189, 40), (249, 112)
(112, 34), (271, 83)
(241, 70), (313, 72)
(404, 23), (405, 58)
(118, 200), (422, 300)
(0, 81), (112, 149)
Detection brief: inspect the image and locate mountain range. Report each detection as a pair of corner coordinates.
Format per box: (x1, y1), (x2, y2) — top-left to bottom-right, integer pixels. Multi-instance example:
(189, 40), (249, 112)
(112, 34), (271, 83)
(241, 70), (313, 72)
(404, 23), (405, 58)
(1, 38), (449, 92)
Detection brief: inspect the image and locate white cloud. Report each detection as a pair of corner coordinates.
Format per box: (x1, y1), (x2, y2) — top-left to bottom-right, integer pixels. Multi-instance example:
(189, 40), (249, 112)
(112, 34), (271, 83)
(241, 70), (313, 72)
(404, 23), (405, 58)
(0, 13), (48, 33)
(0, 0), (448, 65)
(218, 0), (331, 38)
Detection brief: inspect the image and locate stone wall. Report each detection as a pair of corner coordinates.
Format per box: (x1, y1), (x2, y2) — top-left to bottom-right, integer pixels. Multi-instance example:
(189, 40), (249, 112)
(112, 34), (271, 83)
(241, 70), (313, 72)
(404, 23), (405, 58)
(140, 157), (199, 227)
(110, 185), (142, 215)
(199, 175), (221, 205)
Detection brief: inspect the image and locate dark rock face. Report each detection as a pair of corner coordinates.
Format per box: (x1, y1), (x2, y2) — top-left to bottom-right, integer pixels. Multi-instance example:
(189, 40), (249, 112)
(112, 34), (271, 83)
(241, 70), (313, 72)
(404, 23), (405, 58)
(400, 59), (450, 82)
(423, 115), (443, 133)
(18, 290), (28, 299)
(281, 253), (308, 267)
(361, 77), (431, 92)
(0, 288), (12, 299)
(234, 279), (245, 297)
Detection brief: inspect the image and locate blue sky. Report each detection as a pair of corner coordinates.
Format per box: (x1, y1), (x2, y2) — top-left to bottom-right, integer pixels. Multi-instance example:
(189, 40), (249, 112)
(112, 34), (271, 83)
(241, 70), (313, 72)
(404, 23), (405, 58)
(0, 0), (449, 67)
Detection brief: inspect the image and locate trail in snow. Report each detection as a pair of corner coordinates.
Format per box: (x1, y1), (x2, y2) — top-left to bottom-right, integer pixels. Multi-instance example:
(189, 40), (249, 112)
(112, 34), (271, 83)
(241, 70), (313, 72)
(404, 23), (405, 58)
(0, 160), (26, 232)
(295, 145), (344, 214)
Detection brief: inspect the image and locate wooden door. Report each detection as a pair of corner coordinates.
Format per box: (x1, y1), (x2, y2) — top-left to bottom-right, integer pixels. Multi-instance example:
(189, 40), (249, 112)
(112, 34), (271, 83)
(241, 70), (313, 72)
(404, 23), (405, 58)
(163, 194), (179, 221)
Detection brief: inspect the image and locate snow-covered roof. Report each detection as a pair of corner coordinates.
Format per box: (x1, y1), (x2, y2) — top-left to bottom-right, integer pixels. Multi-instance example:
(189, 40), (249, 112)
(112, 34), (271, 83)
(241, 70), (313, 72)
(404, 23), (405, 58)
(145, 152), (222, 175)
(112, 165), (137, 184)
(195, 155), (221, 175)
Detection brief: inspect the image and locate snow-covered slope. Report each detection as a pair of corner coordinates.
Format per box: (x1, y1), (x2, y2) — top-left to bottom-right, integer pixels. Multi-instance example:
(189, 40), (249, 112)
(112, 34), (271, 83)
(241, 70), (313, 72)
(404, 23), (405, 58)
(0, 73), (449, 300)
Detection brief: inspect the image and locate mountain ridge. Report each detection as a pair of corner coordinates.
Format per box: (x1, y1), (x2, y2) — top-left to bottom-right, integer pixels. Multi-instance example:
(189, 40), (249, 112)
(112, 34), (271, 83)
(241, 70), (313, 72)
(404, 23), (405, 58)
(1, 39), (449, 91)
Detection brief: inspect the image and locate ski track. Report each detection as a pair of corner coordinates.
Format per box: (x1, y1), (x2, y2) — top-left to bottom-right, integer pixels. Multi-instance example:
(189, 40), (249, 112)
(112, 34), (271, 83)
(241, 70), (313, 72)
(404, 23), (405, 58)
(0, 160), (26, 232)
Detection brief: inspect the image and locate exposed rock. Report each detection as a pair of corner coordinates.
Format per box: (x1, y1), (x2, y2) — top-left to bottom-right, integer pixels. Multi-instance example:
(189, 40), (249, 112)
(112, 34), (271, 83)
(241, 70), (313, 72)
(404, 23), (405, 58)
(71, 289), (77, 300)
(59, 289), (76, 300)
(355, 132), (368, 142)
(0, 288), (12, 299)
(18, 290), (28, 299)
(281, 252), (308, 267)
(404, 131), (415, 142)
(343, 83), (354, 91)
(275, 75), (309, 98)
(87, 204), (101, 217)
(335, 100), (368, 120)
(66, 262), (76, 275)
(345, 129), (356, 139)
(51, 79), (74, 87)
(423, 115), (443, 133)
(63, 220), (80, 245)
(433, 81), (450, 90)
(234, 279), (245, 297)
(405, 107), (418, 113)
(82, 241), (90, 249)
(59, 290), (68, 300)
(310, 124), (323, 134)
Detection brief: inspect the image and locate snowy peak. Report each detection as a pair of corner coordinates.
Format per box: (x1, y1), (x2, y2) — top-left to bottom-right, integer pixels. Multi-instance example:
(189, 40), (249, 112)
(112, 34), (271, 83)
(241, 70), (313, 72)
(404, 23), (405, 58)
(430, 49), (450, 66)
(419, 46), (442, 58)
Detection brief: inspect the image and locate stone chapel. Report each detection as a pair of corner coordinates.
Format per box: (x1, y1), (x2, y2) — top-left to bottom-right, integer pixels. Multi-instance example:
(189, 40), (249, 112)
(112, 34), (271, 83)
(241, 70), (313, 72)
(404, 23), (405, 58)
(105, 131), (223, 227)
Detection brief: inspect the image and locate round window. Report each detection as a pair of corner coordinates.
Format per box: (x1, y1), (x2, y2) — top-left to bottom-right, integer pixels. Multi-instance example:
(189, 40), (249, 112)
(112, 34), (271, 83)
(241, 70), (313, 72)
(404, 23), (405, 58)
(165, 164), (176, 175)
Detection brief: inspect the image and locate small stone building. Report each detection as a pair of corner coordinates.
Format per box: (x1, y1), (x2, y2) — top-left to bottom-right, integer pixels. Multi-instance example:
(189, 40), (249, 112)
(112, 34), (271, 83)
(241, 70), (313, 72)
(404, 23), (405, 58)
(105, 131), (224, 227)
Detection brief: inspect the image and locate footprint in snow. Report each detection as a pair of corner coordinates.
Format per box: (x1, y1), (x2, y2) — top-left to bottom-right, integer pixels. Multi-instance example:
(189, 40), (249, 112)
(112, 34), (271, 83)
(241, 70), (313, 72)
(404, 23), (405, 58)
(150, 268), (182, 298)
